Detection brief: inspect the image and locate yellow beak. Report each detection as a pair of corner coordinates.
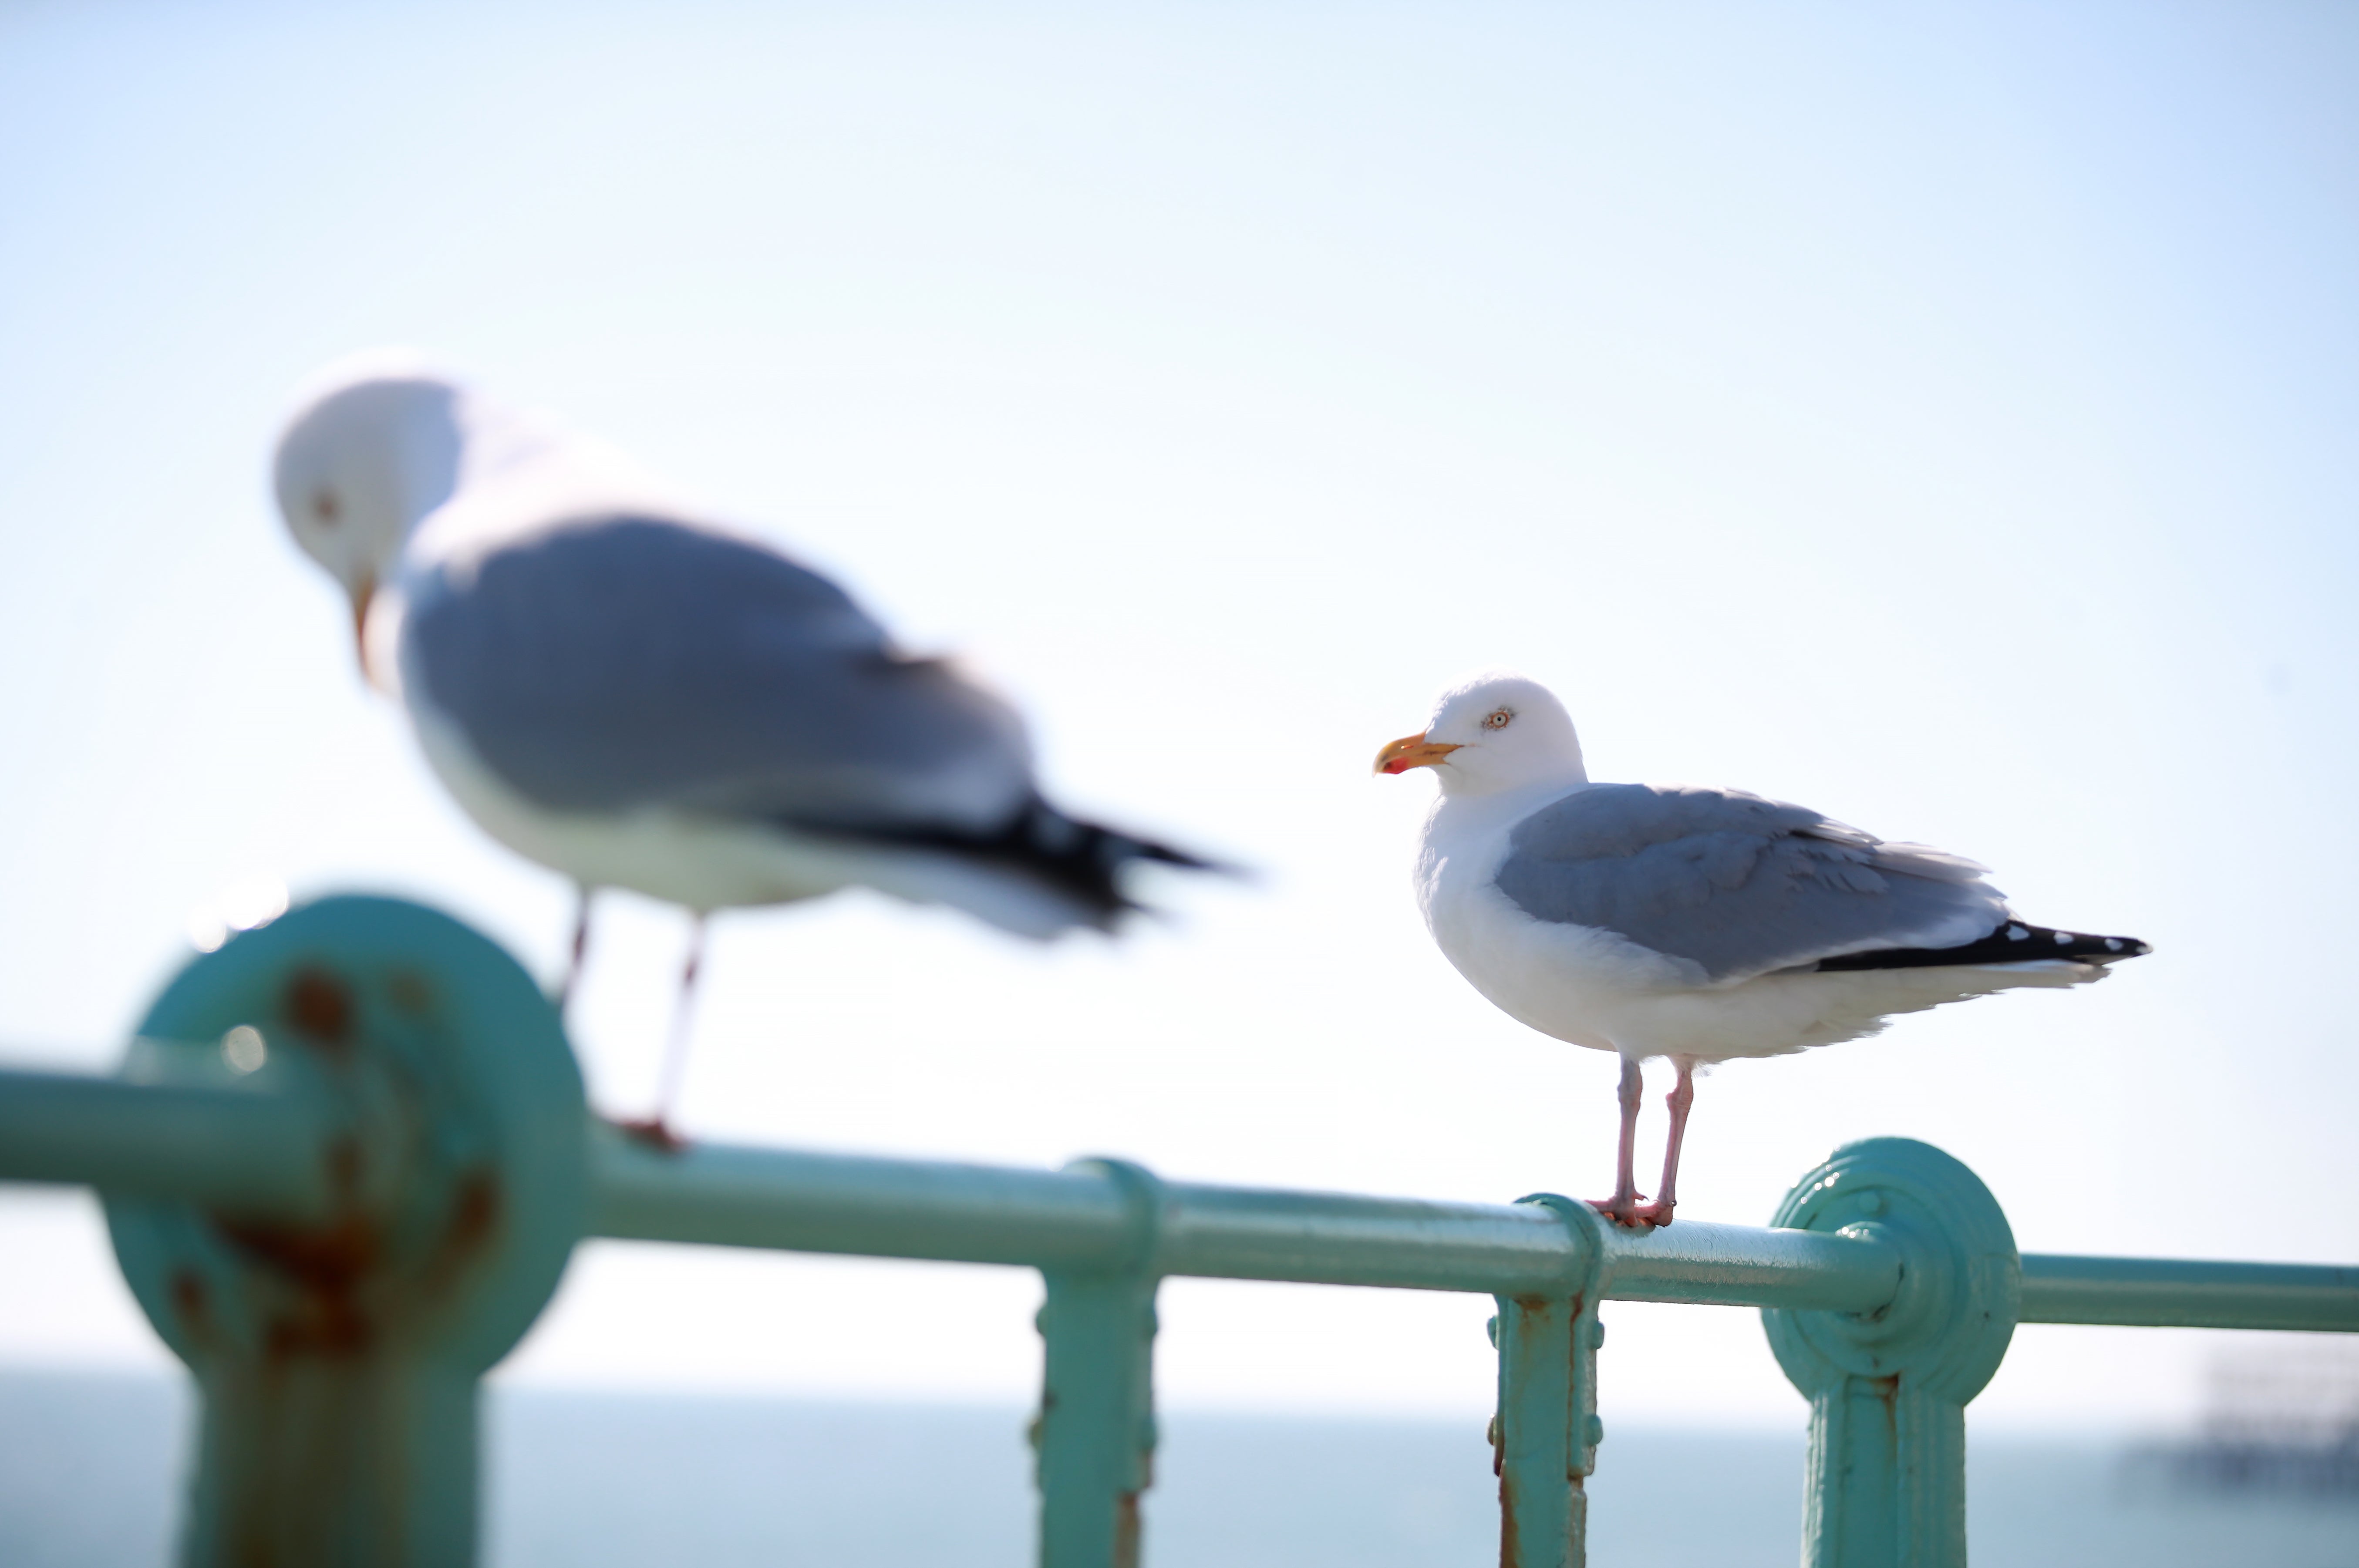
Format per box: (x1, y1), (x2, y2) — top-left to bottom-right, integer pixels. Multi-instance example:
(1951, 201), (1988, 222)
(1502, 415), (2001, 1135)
(1374, 732), (1462, 776)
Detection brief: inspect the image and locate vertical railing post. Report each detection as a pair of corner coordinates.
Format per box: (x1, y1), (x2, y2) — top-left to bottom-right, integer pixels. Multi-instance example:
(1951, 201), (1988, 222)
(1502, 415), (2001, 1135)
(100, 897), (587, 1568)
(1763, 1138), (2019, 1568)
(1491, 1193), (1607, 1568)
(1034, 1158), (1163, 1568)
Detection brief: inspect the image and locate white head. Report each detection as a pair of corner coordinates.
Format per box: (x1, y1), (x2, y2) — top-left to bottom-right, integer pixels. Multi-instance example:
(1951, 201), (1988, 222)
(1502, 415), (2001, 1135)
(1374, 671), (1587, 797)
(272, 352), (467, 662)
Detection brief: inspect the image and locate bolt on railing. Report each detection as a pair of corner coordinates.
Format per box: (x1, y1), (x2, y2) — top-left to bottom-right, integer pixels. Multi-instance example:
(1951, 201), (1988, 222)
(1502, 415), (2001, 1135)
(0, 895), (2353, 1568)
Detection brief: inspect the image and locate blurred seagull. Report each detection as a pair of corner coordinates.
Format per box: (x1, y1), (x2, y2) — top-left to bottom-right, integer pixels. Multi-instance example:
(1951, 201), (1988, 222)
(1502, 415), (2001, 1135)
(1377, 672), (2147, 1228)
(273, 354), (1218, 1133)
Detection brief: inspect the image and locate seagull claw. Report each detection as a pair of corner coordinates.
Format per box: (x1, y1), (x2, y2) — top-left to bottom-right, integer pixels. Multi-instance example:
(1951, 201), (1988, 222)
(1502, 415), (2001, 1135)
(1586, 1194), (1660, 1231)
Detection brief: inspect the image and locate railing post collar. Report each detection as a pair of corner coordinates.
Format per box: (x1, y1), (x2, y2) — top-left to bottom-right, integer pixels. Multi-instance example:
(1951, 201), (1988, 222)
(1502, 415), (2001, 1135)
(1764, 1138), (2019, 1401)
(1065, 1155), (1167, 1276)
(1491, 1192), (1609, 1568)
(104, 895), (588, 1568)
(1513, 1191), (1606, 1305)
(1033, 1156), (1166, 1568)
(1763, 1137), (2020, 1568)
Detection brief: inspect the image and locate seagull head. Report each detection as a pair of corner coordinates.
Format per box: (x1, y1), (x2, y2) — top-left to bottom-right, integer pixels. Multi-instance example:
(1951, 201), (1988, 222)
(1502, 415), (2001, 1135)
(273, 352), (466, 672)
(1375, 672), (1587, 797)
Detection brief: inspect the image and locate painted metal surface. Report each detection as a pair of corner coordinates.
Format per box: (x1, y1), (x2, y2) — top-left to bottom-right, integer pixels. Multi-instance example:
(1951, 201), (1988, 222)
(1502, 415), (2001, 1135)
(1764, 1139), (2020, 1568)
(1033, 1160), (1163, 1568)
(0, 1068), (330, 1215)
(1, 893), (2356, 1567)
(1490, 1195), (1604, 1568)
(21, 1066), (2348, 1328)
(595, 1131), (1900, 1307)
(2020, 1253), (2359, 1331)
(99, 896), (586, 1567)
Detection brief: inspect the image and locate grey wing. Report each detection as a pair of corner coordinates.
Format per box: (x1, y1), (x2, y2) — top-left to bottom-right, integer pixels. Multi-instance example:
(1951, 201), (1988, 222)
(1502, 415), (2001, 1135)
(402, 516), (1035, 830)
(1493, 784), (2008, 981)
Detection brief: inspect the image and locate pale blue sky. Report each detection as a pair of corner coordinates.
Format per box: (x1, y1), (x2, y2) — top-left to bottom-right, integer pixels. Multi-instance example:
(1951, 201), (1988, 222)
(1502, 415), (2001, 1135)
(1, 1), (2354, 1430)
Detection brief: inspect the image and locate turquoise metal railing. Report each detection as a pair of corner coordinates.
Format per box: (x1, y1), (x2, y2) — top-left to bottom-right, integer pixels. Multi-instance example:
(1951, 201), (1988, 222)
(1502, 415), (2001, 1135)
(0, 895), (2352, 1567)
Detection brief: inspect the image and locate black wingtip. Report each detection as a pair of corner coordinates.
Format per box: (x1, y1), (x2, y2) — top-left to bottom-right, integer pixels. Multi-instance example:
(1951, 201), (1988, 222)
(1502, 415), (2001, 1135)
(1816, 922), (2152, 972)
(789, 799), (1238, 924)
(1125, 838), (1251, 880)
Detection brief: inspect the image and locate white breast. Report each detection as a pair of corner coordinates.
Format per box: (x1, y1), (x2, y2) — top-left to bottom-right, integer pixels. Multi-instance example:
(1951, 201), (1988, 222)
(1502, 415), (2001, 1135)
(1414, 785), (1692, 1055)
(404, 693), (847, 910)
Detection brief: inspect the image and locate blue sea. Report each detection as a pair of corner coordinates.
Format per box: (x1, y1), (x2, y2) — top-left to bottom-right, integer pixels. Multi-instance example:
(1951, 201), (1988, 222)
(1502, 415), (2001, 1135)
(3, 1369), (2354, 1566)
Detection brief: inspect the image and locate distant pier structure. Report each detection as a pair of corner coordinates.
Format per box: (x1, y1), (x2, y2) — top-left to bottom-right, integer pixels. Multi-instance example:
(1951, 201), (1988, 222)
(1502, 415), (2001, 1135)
(2142, 1344), (2359, 1496)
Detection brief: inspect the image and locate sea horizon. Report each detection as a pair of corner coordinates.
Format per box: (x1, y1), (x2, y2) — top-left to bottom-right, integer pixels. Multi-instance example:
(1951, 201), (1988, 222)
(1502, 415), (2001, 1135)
(5, 1364), (2355, 1567)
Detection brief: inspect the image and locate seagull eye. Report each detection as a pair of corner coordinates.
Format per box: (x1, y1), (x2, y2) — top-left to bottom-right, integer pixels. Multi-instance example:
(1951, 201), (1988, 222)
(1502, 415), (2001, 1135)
(1484, 710), (1512, 730)
(312, 489), (341, 526)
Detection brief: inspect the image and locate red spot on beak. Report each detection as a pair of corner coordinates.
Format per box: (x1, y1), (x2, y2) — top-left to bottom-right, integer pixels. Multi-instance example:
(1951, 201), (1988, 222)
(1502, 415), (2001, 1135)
(1374, 732), (1462, 776)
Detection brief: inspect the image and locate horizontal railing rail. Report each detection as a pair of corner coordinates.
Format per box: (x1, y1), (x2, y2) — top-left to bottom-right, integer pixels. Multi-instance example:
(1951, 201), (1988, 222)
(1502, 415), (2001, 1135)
(593, 1127), (1911, 1312)
(2019, 1252), (2359, 1332)
(1, 895), (2352, 1568)
(0, 1066), (332, 1217)
(8, 1066), (2349, 1330)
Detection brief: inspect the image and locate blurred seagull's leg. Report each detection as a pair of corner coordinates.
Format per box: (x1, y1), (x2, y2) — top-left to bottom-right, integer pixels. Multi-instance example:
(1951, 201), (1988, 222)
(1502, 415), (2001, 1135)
(1635, 1056), (1697, 1229)
(552, 884), (594, 1015)
(654, 915), (707, 1119)
(1589, 1055), (1648, 1227)
(621, 914), (706, 1151)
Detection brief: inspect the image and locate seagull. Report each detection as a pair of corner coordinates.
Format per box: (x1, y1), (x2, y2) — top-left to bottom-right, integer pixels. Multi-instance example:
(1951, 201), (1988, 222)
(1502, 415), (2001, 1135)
(273, 353), (1218, 1132)
(1377, 671), (2148, 1229)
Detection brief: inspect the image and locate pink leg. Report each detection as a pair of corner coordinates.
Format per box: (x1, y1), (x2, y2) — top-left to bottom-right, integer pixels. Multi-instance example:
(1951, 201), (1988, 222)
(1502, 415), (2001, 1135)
(1634, 1057), (1697, 1228)
(1588, 1056), (1650, 1227)
(619, 914), (706, 1153)
(552, 885), (593, 1016)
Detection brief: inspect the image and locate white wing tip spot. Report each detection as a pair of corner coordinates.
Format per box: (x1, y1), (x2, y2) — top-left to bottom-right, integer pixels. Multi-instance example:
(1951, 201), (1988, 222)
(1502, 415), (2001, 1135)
(2007, 925), (2029, 940)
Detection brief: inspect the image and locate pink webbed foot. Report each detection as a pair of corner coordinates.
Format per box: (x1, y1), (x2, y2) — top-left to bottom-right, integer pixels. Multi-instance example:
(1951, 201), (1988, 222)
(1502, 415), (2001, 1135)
(1587, 1194), (1660, 1230)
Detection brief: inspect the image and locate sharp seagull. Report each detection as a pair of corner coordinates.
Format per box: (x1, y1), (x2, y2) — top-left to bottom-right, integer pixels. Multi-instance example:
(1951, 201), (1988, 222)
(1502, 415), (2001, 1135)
(1377, 671), (2147, 1228)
